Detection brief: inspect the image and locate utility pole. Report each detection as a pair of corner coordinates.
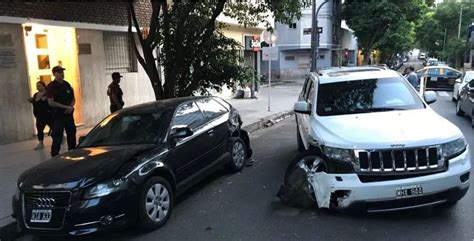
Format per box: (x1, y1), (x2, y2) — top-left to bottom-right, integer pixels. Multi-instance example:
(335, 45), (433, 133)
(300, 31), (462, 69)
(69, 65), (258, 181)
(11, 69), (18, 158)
(310, 0), (330, 72)
(458, 5), (463, 39)
(443, 28), (447, 59)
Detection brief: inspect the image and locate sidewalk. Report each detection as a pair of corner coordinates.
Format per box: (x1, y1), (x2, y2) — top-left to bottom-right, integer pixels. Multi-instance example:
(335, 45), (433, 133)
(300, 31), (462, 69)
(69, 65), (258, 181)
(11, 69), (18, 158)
(0, 79), (304, 229)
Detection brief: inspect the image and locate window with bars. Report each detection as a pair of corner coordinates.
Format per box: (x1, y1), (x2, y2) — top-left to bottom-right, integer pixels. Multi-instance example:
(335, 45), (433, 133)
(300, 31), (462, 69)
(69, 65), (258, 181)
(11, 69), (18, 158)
(103, 31), (137, 73)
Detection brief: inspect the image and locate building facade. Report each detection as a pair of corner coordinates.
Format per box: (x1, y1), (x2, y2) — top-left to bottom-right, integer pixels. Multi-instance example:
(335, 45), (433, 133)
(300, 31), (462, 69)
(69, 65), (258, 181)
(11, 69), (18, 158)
(271, 0), (358, 79)
(0, 1), (270, 144)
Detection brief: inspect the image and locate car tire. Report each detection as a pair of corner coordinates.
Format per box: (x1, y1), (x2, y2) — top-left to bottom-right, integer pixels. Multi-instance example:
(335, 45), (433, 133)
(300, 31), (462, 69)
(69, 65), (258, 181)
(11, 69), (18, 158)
(296, 124), (305, 152)
(456, 100), (464, 116)
(228, 137), (246, 172)
(138, 176), (174, 230)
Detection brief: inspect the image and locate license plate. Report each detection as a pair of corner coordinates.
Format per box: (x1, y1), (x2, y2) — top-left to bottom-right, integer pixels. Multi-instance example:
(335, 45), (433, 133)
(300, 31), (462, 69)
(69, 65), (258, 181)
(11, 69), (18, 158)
(30, 209), (52, 223)
(396, 185), (423, 198)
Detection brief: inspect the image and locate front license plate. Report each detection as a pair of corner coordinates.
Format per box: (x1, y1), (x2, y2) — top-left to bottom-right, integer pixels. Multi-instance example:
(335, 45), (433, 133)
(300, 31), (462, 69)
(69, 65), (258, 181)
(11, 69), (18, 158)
(30, 209), (52, 223)
(396, 185), (423, 198)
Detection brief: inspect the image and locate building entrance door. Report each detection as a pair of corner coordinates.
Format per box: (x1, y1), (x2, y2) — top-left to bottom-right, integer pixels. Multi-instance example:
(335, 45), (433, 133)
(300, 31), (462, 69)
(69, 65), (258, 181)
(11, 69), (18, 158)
(23, 24), (83, 127)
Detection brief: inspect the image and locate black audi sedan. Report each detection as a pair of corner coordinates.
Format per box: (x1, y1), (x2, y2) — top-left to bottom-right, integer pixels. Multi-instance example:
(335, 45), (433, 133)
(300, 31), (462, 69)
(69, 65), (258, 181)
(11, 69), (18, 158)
(12, 96), (252, 236)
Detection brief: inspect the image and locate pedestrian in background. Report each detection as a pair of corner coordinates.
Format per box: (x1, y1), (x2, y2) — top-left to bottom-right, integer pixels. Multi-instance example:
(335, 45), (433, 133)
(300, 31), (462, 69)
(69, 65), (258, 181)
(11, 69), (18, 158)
(107, 72), (124, 113)
(46, 66), (77, 157)
(29, 81), (53, 150)
(405, 66), (419, 89)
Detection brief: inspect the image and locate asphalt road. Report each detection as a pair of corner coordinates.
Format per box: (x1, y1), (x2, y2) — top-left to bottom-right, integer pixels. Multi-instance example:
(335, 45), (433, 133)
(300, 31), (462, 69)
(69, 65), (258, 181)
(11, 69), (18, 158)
(20, 90), (474, 241)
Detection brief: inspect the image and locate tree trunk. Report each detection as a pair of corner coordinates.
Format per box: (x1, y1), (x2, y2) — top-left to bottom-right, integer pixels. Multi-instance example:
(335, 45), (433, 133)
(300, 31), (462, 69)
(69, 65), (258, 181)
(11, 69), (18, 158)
(363, 49), (372, 65)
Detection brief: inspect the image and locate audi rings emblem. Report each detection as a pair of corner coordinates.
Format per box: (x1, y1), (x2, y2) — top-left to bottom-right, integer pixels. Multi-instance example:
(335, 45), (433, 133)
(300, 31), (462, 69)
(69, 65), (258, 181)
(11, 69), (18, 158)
(35, 197), (56, 208)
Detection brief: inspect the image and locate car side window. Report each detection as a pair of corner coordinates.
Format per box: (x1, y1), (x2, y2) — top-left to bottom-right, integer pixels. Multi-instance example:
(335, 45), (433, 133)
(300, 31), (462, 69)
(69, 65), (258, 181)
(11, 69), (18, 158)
(306, 80), (315, 106)
(469, 79), (474, 88)
(302, 77), (310, 98)
(427, 68), (439, 75)
(172, 102), (206, 131)
(195, 98), (228, 121)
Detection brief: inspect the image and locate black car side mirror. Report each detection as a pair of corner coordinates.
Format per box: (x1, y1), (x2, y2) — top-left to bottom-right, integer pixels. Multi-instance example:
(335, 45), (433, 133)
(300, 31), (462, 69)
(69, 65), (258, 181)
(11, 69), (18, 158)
(170, 126), (193, 140)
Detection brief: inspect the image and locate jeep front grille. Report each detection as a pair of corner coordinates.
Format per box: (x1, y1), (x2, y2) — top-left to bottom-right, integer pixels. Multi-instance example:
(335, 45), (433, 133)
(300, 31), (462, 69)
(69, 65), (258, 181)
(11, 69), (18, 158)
(356, 147), (445, 173)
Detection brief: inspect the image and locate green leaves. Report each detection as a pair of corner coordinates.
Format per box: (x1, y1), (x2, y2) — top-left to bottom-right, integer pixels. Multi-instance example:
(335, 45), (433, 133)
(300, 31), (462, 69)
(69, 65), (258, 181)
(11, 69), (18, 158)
(342, 0), (426, 60)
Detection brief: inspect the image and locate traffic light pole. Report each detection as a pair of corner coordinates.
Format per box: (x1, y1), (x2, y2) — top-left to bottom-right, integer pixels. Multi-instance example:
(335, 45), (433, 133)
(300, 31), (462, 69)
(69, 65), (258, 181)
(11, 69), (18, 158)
(310, 0), (329, 72)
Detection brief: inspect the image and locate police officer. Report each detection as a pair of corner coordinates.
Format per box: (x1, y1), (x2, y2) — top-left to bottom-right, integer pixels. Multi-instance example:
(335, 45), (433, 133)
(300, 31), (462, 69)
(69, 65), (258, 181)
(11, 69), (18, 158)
(107, 72), (124, 113)
(46, 66), (76, 157)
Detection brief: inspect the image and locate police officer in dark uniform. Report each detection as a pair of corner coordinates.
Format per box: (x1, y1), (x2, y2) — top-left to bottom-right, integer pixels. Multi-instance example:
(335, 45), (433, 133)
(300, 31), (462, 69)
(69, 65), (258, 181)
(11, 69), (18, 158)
(46, 66), (77, 157)
(107, 72), (124, 113)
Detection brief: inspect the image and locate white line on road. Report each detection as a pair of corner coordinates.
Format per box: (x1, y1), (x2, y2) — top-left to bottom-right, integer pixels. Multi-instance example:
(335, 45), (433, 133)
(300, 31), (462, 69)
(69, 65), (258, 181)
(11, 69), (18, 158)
(437, 91), (449, 97)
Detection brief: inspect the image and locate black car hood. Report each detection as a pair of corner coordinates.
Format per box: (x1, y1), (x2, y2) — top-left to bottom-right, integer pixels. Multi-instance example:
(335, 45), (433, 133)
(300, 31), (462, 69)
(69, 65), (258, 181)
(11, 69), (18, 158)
(19, 145), (156, 190)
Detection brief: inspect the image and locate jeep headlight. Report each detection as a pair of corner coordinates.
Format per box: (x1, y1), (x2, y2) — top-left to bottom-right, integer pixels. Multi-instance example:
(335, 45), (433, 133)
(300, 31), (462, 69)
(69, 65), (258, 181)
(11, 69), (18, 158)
(323, 146), (355, 163)
(84, 178), (128, 199)
(441, 138), (466, 159)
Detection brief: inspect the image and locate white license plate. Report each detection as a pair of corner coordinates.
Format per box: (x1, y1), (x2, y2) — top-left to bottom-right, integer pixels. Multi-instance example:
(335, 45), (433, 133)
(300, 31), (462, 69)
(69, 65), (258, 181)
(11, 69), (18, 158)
(30, 209), (52, 223)
(396, 185), (423, 198)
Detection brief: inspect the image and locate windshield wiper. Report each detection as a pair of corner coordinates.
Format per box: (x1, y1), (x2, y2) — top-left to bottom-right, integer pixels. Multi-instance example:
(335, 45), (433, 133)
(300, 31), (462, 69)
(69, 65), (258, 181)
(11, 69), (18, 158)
(353, 107), (408, 113)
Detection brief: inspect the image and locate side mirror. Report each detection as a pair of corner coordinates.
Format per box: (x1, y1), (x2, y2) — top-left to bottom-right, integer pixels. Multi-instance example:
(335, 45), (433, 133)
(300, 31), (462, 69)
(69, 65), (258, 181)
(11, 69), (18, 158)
(294, 101), (311, 114)
(78, 136), (86, 145)
(424, 91), (437, 104)
(455, 78), (462, 84)
(170, 126), (193, 140)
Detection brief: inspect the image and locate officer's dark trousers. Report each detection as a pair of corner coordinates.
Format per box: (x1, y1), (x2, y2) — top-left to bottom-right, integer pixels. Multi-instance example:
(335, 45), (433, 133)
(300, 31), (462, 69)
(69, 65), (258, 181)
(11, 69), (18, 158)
(51, 113), (77, 156)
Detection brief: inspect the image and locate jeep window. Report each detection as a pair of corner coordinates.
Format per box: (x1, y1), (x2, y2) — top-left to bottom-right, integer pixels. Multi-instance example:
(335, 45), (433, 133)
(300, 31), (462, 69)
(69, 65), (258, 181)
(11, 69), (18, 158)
(316, 77), (425, 116)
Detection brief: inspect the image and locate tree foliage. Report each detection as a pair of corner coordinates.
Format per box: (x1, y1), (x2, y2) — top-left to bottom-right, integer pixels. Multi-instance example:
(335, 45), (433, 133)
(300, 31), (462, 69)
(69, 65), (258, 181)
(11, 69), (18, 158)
(342, 0), (426, 63)
(127, 0), (303, 100)
(416, 1), (473, 67)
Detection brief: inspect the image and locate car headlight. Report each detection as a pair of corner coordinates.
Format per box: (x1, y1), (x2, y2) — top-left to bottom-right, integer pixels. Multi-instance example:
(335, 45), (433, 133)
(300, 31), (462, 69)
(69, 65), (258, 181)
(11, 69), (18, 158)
(323, 146), (355, 163)
(84, 178), (128, 199)
(229, 109), (240, 126)
(441, 138), (466, 159)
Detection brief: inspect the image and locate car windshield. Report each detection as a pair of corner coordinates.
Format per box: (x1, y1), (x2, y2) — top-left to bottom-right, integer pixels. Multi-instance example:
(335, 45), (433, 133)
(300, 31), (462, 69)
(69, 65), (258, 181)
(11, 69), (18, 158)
(464, 73), (474, 82)
(79, 111), (172, 147)
(317, 77), (425, 116)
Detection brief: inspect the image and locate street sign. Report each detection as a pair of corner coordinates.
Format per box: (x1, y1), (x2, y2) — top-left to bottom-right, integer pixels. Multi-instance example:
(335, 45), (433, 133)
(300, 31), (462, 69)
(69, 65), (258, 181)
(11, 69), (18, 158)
(262, 47), (278, 61)
(245, 35), (262, 52)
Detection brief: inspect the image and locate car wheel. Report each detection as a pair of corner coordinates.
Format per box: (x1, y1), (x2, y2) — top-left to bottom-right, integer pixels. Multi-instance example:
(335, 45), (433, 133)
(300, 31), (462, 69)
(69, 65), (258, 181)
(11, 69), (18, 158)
(138, 176), (173, 230)
(456, 100), (464, 116)
(228, 138), (246, 172)
(296, 124), (305, 152)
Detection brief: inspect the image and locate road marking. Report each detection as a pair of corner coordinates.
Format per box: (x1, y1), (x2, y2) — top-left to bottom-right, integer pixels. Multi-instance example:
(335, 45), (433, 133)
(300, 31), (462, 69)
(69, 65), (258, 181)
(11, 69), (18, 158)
(437, 91), (449, 97)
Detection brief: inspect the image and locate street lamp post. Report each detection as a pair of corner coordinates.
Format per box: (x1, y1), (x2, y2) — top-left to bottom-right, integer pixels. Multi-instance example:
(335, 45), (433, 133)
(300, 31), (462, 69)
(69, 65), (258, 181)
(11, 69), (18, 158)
(310, 0), (330, 72)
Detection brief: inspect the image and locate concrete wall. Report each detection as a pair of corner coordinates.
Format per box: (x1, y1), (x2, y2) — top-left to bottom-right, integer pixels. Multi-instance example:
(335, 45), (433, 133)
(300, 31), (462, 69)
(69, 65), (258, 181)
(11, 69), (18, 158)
(0, 23), (35, 144)
(76, 29), (155, 127)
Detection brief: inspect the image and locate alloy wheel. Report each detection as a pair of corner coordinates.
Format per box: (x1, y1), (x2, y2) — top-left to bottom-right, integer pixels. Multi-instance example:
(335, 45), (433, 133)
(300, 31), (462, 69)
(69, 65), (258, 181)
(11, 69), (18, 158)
(145, 183), (170, 222)
(232, 141), (245, 168)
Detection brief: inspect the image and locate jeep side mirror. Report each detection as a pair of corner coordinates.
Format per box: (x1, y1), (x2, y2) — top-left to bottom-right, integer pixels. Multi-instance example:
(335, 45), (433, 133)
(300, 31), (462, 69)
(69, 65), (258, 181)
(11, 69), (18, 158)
(294, 101), (311, 114)
(424, 91), (437, 104)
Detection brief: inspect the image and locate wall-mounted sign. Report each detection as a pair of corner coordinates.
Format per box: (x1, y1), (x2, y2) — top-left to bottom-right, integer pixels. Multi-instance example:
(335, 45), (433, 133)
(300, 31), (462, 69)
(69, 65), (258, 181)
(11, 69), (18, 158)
(0, 48), (17, 68)
(78, 43), (92, 55)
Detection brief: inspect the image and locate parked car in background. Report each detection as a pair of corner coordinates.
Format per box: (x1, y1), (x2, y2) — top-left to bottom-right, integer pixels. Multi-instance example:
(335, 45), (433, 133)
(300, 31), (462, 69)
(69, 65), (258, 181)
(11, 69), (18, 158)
(293, 66), (470, 212)
(419, 52), (426, 60)
(453, 71), (474, 101)
(416, 66), (462, 90)
(12, 96), (252, 236)
(423, 58), (439, 66)
(456, 78), (474, 127)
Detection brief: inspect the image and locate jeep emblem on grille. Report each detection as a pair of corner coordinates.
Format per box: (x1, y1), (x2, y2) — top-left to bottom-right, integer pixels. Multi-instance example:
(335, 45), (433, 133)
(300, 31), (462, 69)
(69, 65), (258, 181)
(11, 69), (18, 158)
(390, 144), (405, 148)
(35, 197), (56, 208)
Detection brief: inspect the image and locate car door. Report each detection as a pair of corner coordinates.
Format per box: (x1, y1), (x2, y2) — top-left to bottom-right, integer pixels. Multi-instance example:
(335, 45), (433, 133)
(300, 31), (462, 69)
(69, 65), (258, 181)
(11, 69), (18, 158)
(195, 97), (230, 167)
(444, 68), (460, 89)
(167, 101), (212, 182)
(460, 80), (474, 116)
(426, 68), (440, 89)
(298, 77), (316, 149)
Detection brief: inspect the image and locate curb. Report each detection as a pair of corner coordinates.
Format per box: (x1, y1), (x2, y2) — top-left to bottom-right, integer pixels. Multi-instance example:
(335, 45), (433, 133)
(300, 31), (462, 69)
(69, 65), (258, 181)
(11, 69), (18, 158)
(242, 110), (294, 134)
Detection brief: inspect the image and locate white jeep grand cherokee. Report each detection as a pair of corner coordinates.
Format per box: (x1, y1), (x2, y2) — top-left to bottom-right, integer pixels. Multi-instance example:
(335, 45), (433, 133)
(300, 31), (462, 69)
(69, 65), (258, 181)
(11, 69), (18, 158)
(294, 67), (471, 212)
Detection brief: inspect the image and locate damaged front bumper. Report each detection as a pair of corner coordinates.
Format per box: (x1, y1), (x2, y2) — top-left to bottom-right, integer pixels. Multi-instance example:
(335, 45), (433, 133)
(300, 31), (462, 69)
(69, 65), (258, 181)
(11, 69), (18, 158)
(309, 148), (471, 212)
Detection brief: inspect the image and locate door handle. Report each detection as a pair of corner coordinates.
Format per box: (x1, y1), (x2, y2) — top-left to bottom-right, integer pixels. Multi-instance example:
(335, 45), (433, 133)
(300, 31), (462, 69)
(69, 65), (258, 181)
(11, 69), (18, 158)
(207, 129), (214, 135)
